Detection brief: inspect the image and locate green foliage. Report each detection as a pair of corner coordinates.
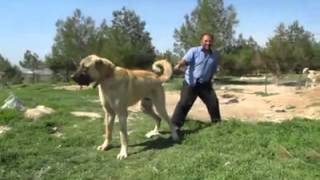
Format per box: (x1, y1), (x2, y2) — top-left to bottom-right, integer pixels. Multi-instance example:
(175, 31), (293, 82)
(163, 77), (183, 91)
(19, 50), (43, 83)
(0, 54), (11, 72)
(174, 0), (238, 56)
(98, 7), (155, 68)
(0, 54), (23, 84)
(311, 41), (320, 69)
(263, 21), (315, 76)
(0, 109), (23, 125)
(3, 66), (24, 84)
(220, 34), (260, 75)
(19, 50), (42, 71)
(45, 8), (156, 80)
(45, 9), (98, 81)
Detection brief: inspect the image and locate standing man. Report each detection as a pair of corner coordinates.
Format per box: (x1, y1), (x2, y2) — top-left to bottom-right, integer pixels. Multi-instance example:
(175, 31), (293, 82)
(172, 32), (221, 131)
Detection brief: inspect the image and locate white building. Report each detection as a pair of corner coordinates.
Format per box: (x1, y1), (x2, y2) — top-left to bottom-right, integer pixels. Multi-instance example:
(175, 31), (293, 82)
(20, 68), (53, 82)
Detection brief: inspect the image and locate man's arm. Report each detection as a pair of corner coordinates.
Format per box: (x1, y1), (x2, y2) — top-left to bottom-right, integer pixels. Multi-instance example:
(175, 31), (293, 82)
(174, 47), (194, 72)
(174, 59), (188, 71)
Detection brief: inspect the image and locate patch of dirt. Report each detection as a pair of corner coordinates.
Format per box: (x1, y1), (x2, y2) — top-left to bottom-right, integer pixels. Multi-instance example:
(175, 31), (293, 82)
(70, 111), (102, 119)
(0, 126), (11, 135)
(54, 85), (91, 91)
(66, 84), (320, 123)
(128, 84), (320, 123)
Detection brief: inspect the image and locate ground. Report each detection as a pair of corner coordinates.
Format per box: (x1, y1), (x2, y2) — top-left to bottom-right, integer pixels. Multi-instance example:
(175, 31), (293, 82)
(129, 84), (320, 123)
(57, 84), (320, 123)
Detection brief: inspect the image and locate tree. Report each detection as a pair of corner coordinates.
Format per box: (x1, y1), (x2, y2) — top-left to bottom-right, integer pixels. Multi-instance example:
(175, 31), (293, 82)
(0, 54), (11, 72)
(263, 21), (314, 78)
(4, 66), (23, 84)
(19, 50), (43, 83)
(173, 0), (238, 56)
(155, 50), (179, 65)
(99, 7), (155, 68)
(311, 40), (320, 69)
(0, 54), (23, 84)
(288, 21), (314, 71)
(220, 34), (260, 75)
(45, 9), (98, 81)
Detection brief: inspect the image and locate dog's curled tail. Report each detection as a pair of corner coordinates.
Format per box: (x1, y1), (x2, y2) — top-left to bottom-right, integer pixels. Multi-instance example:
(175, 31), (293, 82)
(152, 59), (173, 82)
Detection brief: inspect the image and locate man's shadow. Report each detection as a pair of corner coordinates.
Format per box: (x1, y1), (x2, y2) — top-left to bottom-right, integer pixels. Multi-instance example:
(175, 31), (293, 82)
(129, 120), (212, 156)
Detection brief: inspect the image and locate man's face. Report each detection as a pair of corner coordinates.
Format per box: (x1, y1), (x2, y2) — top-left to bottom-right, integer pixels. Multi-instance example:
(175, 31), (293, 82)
(201, 35), (213, 50)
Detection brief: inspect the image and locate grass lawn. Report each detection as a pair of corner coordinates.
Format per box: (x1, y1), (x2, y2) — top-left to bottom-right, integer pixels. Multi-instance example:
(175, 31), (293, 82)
(0, 83), (319, 179)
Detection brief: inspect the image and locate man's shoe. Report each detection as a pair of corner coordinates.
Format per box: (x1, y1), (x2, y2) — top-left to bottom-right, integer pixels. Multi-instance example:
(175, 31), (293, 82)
(173, 125), (183, 138)
(211, 119), (221, 124)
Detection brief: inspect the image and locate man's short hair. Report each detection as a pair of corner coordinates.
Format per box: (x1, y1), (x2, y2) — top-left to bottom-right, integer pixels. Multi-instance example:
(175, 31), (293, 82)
(200, 32), (214, 40)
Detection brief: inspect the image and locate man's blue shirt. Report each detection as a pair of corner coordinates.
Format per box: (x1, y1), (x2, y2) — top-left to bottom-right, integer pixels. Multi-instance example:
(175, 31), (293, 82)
(183, 46), (219, 86)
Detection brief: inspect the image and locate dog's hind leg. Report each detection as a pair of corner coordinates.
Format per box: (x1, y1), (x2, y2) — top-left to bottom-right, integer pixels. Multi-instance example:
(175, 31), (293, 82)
(152, 89), (179, 141)
(141, 98), (161, 138)
(97, 102), (115, 151)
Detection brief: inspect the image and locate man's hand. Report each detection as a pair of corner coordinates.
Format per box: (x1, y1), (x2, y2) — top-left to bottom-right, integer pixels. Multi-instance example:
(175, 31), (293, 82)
(173, 64), (185, 75)
(173, 60), (187, 75)
(174, 64), (181, 71)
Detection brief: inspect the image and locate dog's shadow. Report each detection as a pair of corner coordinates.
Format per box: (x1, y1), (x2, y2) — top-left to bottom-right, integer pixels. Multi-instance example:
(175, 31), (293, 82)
(129, 121), (211, 156)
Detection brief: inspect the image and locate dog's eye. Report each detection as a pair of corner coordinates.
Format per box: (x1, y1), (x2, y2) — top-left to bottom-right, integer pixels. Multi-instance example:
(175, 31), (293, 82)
(82, 66), (89, 72)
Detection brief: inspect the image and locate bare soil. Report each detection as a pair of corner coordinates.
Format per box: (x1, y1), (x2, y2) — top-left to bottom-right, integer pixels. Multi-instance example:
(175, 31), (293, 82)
(58, 84), (320, 123)
(131, 84), (320, 123)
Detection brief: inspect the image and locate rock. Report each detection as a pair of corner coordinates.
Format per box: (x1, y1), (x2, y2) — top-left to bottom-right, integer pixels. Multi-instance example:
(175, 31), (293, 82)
(274, 108), (286, 113)
(1, 94), (25, 111)
(24, 105), (55, 119)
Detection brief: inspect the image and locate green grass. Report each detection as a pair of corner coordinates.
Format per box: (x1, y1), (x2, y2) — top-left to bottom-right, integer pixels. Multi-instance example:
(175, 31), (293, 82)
(0, 83), (320, 179)
(163, 77), (183, 91)
(254, 91), (279, 97)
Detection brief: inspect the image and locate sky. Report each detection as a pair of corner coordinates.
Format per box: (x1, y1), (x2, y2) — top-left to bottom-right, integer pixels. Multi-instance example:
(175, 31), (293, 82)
(0, 0), (319, 65)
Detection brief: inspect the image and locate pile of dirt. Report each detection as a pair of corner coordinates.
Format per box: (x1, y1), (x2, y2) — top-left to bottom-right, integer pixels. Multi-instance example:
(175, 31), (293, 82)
(53, 85), (91, 91)
(70, 111), (102, 119)
(24, 105), (55, 120)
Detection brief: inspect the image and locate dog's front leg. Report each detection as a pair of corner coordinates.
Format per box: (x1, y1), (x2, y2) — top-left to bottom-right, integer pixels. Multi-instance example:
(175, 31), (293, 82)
(117, 111), (128, 160)
(97, 112), (115, 151)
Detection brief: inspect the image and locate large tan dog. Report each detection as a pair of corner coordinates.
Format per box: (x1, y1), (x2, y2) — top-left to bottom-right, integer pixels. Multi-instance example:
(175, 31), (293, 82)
(302, 67), (320, 88)
(71, 55), (179, 159)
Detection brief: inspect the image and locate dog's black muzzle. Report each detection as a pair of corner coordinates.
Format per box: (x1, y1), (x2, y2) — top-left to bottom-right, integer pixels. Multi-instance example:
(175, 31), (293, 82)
(71, 72), (93, 86)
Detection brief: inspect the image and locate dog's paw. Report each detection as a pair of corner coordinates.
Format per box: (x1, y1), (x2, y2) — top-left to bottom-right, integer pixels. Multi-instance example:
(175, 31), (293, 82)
(117, 151), (128, 160)
(97, 144), (109, 151)
(145, 130), (161, 138)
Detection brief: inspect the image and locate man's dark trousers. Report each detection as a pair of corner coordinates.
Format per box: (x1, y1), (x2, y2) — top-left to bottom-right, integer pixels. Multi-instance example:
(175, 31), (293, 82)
(171, 80), (221, 128)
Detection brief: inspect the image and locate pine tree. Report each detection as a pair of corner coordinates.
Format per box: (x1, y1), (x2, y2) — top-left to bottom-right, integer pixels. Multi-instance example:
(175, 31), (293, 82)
(173, 0), (238, 56)
(99, 7), (155, 68)
(45, 9), (97, 81)
(19, 50), (42, 83)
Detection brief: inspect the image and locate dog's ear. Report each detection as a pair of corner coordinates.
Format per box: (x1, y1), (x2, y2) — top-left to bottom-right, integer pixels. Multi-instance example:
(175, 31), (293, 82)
(95, 59), (114, 78)
(95, 59), (103, 67)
